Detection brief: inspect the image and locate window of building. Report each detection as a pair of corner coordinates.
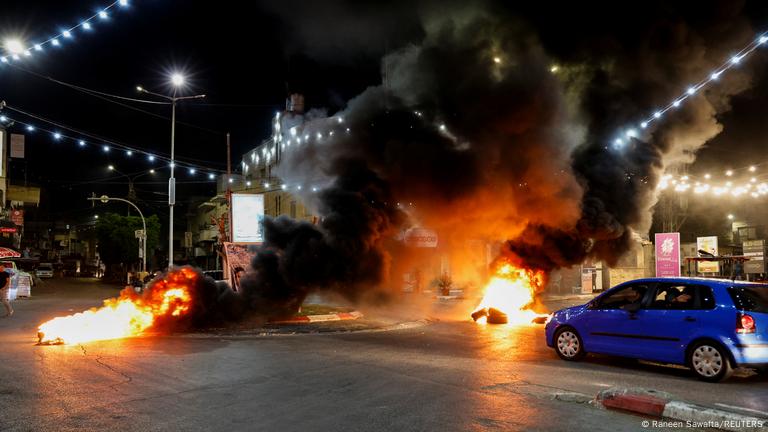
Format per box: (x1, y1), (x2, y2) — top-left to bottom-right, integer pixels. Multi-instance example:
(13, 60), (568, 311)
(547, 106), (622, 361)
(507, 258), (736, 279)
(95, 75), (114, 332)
(290, 201), (296, 218)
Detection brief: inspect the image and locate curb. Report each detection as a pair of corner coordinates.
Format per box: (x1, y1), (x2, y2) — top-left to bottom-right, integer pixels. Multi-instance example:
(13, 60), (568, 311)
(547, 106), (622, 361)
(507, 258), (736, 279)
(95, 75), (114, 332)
(268, 311), (363, 324)
(596, 388), (767, 432)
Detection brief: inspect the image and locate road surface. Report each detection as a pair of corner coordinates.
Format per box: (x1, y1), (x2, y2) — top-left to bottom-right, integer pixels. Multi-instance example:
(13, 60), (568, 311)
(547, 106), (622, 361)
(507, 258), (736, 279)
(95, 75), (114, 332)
(0, 278), (765, 431)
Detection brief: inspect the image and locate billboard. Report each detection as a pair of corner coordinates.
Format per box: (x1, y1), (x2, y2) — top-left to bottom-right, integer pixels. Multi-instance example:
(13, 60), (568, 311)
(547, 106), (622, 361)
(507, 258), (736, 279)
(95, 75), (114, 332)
(743, 239), (765, 274)
(655, 233), (681, 277)
(231, 193), (264, 243)
(696, 236), (719, 273)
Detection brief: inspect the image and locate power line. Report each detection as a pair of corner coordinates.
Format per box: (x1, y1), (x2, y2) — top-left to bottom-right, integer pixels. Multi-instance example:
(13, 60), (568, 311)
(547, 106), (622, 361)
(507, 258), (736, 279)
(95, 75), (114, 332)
(6, 64), (226, 136)
(0, 104), (229, 174)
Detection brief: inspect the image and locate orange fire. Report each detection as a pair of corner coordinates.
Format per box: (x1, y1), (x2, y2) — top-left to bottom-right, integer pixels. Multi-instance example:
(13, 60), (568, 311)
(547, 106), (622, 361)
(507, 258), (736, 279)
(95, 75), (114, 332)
(37, 268), (197, 345)
(472, 260), (547, 325)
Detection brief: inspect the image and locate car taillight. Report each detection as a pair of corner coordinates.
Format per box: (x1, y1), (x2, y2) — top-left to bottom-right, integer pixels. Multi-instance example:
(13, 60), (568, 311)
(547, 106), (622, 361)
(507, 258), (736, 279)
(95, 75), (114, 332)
(737, 313), (756, 334)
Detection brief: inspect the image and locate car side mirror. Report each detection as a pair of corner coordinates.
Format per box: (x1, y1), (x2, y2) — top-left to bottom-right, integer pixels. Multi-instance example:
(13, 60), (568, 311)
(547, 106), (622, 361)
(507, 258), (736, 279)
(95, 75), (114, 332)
(624, 303), (642, 313)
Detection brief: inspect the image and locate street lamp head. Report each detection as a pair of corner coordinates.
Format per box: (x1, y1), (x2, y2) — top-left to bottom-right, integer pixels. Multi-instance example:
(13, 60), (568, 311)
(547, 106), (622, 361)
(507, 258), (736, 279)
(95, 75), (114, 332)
(136, 85), (144, 92)
(150, 169), (155, 174)
(108, 165), (115, 171)
(171, 73), (185, 87)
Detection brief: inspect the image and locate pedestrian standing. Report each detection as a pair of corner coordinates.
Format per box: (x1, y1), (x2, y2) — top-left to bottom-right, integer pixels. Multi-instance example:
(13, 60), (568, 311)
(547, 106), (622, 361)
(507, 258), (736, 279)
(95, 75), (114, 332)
(0, 263), (13, 318)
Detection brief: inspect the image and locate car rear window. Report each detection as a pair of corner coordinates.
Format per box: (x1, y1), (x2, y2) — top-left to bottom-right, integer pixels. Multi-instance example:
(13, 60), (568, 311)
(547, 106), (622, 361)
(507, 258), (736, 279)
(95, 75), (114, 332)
(728, 286), (768, 314)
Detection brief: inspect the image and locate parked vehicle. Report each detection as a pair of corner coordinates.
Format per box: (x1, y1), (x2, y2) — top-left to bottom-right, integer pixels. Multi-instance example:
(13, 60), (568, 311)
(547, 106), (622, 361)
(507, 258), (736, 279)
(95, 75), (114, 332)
(545, 278), (768, 382)
(36, 263), (54, 278)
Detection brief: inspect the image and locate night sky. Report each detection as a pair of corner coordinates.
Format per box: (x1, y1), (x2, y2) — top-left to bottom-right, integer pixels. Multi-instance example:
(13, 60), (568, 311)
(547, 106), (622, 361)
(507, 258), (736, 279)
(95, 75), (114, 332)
(1, 0), (768, 238)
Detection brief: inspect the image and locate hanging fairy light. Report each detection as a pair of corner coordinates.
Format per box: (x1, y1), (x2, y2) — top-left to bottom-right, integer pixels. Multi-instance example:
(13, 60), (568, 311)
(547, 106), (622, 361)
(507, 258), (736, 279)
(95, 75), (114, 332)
(0, 1), (133, 64)
(0, 111), (224, 176)
(611, 30), (768, 149)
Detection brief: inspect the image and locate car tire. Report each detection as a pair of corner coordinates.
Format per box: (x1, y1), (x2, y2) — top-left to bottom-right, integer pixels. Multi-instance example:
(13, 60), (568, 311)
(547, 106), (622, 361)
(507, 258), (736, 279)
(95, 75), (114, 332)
(688, 341), (733, 383)
(554, 327), (586, 361)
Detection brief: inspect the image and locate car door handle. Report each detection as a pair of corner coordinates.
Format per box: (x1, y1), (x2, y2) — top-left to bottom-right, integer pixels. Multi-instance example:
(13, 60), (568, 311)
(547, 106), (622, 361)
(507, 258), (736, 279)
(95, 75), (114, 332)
(684, 316), (697, 322)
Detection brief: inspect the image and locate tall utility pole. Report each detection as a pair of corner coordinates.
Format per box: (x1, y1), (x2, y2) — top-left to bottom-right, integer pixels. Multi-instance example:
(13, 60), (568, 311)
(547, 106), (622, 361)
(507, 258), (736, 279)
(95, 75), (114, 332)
(136, 75), (205, 269)
(169, 92), (176, 269)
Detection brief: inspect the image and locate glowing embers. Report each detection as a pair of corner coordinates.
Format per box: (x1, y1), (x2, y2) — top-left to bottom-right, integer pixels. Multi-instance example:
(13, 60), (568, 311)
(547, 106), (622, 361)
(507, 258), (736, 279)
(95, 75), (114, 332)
(37, 268), (196, 345)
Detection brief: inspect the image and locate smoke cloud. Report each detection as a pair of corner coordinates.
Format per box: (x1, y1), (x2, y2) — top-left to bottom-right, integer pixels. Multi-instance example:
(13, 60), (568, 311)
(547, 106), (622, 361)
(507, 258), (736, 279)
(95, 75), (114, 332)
(231, 1), (759, 315)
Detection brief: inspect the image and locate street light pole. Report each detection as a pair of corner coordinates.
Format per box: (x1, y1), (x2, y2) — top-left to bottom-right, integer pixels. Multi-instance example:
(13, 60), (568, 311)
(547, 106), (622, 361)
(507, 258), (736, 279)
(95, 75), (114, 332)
(137, 75), (204, 270)
(88, 196), (147, 273)
(169, 93), (176, 271)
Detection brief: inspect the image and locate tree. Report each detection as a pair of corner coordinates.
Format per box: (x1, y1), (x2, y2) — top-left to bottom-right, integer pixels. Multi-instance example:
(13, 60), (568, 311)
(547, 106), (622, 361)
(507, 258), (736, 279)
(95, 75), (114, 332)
(96, 213), (160, 269)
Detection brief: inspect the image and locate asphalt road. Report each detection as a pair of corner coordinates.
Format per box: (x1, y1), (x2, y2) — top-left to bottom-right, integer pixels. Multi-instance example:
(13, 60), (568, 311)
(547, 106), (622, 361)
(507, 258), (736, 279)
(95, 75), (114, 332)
(0, 278), (765, 431)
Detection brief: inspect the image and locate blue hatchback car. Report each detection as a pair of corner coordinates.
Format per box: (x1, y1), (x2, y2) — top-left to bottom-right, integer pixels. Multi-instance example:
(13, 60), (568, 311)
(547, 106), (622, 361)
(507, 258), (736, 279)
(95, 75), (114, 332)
(545, 278), (768, 382)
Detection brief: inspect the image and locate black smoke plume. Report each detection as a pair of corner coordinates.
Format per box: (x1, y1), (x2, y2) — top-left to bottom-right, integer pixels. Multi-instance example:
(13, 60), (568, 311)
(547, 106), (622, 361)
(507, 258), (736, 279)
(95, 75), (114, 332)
(233, 1), (758, 314)
(238, 160), (405, 316)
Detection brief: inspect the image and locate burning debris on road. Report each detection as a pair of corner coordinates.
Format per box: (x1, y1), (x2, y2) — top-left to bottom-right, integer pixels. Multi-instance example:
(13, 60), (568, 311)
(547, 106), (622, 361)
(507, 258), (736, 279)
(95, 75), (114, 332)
(37, 267), (237, 345)
(470, 256), (548, 325)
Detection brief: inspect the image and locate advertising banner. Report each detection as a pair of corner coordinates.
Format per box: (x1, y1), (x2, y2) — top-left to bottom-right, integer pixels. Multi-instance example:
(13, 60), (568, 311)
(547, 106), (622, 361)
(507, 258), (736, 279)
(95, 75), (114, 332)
(743, 239), (765, 274)
(696, 236), (719, 273)
(10, 209), (24, 226)
(403, 228), (438, 248)
(10, 134), (24, 159)
(231, 193), (265, 243)
(223, 242), (259, 292)
(655, 233), (681, 277)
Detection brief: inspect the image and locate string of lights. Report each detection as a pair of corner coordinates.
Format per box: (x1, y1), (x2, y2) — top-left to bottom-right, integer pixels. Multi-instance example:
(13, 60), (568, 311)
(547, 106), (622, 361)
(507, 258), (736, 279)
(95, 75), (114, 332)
(1, 0), (133, 64)
(613, 30), (768, 149)
(0, 108), (225, 181)
(658, 163), (768, 199)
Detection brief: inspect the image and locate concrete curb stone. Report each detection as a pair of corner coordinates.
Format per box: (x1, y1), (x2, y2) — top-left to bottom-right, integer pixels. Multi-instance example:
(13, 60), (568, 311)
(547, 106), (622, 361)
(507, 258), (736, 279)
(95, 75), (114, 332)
(596, 387), (768, 432)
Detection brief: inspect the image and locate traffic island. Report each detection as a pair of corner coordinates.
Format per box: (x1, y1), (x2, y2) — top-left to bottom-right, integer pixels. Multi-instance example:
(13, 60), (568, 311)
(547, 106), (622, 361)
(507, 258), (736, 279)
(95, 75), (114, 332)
(267, 304), (363, 324)
(595, 387), (767, 432)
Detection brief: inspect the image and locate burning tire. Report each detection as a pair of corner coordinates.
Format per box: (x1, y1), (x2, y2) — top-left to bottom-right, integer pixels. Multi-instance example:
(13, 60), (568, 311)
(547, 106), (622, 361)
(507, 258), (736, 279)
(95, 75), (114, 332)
(554, 327), (586, 361)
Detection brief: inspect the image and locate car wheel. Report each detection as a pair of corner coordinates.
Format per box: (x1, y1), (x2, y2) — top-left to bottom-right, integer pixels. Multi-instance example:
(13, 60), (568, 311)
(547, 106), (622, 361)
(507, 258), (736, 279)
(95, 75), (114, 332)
(555, 327), (586, 361)
(688, 342), (733, 382)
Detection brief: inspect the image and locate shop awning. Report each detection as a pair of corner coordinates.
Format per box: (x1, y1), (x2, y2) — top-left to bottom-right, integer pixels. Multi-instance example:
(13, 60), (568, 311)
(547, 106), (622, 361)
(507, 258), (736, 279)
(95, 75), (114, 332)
(0, 248), (21, 258)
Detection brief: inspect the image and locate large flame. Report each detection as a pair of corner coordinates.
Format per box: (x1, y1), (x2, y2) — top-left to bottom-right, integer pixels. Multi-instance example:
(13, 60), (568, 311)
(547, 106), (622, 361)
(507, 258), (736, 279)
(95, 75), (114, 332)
(37, 268), (197, 345)
(472, 260), (547, 325)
